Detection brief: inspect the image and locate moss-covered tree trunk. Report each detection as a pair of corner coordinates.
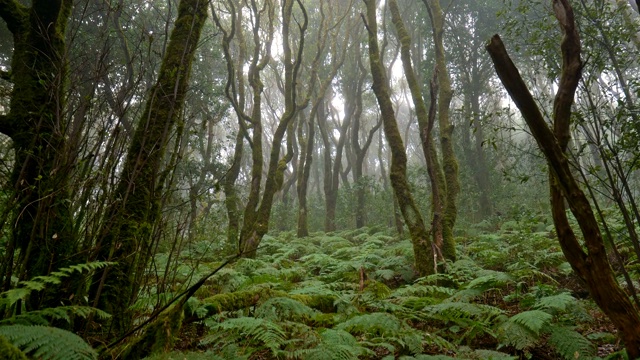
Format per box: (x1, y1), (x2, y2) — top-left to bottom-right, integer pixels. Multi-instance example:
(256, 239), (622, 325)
(423, 0), (459, 261)
(363, 0), (434, 276)
(388, 0), (446, 260)
(90, 0), (207, 335)
(0, 0), (78, 308)
(487, 0), (640, 356)
(296, 112), (314, 237)
(237, 0), (307, 257)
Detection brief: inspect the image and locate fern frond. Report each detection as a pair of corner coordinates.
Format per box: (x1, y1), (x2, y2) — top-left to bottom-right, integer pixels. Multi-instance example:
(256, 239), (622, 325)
(469, 349), (518, 359)
(255, 297), (318, 322)
(533, 293), (576, 314)
(1, 306), (110, 326)
(1, 262), (113, 307)
(0, 334), (27, 360)
(497, 320), (539, 350)
(203, 317), (286, 355)
(302, 329), (373, 360)
(508, 310), (552, 336)
(336, 312), (402, 336)
(465, 271), (513, 292)
(0, 325), (97, 360)
(547, 325), (596, 360)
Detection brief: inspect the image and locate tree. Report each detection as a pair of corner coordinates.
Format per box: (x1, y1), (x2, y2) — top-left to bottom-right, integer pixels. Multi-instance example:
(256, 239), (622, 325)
(0, 0), (78, 309)
(90, 0), (208, 335)
(486, 0), (640, 356)
(214, 0), (308, 257)
(423, 0), (459, 261)
(363, 0), (434, 276)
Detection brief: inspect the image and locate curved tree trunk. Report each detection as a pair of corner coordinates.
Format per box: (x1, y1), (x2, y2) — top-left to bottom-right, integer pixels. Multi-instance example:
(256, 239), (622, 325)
(486, 0), (640, 355)
(389, 0), (445, 260)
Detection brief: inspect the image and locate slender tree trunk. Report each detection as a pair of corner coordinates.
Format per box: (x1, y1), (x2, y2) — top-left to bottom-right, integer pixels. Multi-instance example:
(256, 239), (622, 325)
(238, 0), (308, 257)
(389, 0), (445, 259)
(486, 1), (640, 355)
(364, 0), (434, 276)
(424, 0), (459, 261)
(90, 0), (208, 335)
(296, 112), (314, 237)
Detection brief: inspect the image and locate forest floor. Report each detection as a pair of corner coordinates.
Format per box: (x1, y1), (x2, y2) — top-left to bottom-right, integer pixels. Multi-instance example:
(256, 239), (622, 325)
(145, 220), (628, 360)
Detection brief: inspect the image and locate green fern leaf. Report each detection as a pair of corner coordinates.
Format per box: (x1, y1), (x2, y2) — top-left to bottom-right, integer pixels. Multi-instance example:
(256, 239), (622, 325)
(0, 325), (97, 360)
(303, 329), (372, 360)
(336, 312), (402, 336)
(533, 293), (576, 313)
(508, 310), (552, 336)
(255, 297), (318, 322)
(203, 317), (286, 355)
(547, 325), (596, 360)
(497, 320), (539, 350)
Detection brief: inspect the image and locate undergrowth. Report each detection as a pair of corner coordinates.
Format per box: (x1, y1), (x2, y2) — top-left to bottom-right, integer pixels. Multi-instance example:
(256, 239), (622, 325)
(142, 222), (622, 360)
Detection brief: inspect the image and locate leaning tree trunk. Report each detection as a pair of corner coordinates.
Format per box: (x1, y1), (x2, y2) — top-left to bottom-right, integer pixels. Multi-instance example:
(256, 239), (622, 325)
(0, 0), (78, 309)
(90, 0), (208, 336)
(486, 0), (640, 356)
(363, 0), (434, 276)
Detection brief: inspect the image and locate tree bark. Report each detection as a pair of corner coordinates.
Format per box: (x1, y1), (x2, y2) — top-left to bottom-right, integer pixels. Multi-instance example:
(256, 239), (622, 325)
(363, 0), (434, 276)
(486, 0), (640, 355)
(389, 0), (445, 260)
(423, 0), (459, 261)
(0, 0), (78, 309)
(90, 0), (208, 335)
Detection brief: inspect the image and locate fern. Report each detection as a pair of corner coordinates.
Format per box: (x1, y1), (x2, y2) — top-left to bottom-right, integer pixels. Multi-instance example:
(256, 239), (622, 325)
(1, 305), (110, 326)
(0, 262), (113, 310)
(202, 317), (286, 355)
(497, 319), (539, 350)
(507, 310), (552, 336)
(335, 312), (428, 355)
(302, 329), (373, 360)
(547, 325), (596, 360)
(255, 297), (318, 322)
(0, 325), (97, 360)
(533, 292), (576, 314)
(336, 312), (402, 336)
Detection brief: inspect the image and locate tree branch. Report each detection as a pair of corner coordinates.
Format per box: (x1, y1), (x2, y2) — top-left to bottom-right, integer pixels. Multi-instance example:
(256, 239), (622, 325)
(552, 0), (582, 150)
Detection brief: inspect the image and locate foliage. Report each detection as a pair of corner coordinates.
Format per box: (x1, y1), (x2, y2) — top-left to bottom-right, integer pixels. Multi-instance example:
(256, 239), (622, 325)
(0, 325), (97, 360)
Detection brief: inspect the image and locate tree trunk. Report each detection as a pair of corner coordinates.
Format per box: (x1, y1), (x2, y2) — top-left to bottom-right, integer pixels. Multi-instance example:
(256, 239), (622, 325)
(0, 0), (78, 309)
(364, 0), (434, 276)
(424, 0), (459, 261)
(90, 0), (208, 335)
(237, 0), (308, 257)
(389, 0), (445, 260)
(486, 1), (640, 355)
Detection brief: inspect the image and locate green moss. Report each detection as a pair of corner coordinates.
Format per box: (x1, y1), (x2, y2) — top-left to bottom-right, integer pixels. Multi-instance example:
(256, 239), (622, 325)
(119, 304), (185, 360)
(202, 288), (338, 317)
(0, 335), (27, 360)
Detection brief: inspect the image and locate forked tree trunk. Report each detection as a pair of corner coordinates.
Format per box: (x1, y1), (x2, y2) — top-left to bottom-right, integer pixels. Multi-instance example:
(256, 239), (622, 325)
(486, 0), (640, 356)
(389, 0), (445, 260)
(424, 0), (459, 261)
(363, 0), (434, 276)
